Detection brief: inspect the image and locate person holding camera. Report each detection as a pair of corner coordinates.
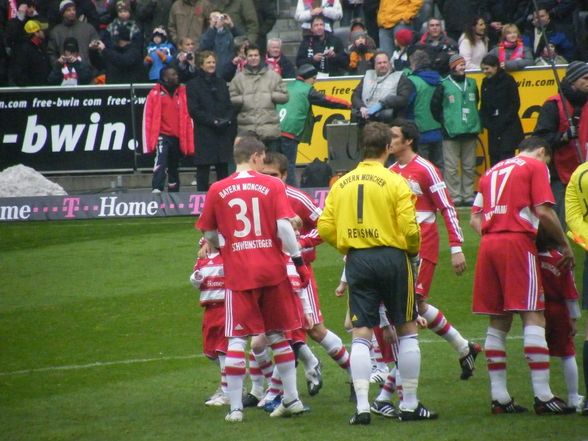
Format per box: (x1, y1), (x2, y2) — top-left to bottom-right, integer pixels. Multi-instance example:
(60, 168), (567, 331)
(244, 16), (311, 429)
(199, 11), (240, 81)
(172, 36), (198, 82)
(48, 36), (94, 85)
(186, 50), (236, 191)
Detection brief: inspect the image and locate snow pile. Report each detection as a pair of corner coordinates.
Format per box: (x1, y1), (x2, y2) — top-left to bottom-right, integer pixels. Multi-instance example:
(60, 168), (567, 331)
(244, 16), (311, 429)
(0, 165), (67, 197)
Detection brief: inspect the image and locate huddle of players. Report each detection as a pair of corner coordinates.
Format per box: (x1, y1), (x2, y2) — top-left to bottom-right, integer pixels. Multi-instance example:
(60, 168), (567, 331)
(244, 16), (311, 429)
(191, 121), (583, 424)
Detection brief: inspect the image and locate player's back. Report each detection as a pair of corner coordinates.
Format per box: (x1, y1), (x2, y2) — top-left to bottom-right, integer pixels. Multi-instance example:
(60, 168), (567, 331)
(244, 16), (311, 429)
(476, 156), (553, 236)
(326, 161), (419, 254)
(199, 170), (295, 291)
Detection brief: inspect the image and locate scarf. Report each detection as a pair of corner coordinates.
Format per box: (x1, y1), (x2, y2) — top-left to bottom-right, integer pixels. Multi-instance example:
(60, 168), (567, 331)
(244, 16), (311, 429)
(498, 39), (524, 63)
(61, 60), (80, 85)
(265, 54), (282, 76)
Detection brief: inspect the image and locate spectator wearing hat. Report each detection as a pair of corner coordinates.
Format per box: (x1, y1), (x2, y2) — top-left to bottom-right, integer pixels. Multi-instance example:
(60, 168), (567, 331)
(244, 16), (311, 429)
(90, 24), (145, 83)
(351, 50), (415, 126)
(144, 26), (175, 81)
(391, 27), (412, 71)
(5, 0), (45, 57)
(102, 0), (142, 48)
(377, 0), (421, 59)
(533, 61), (588, 227)
(295, 15), (348, 77)
(276, 63), (351, 186)
(264, 38), (295, 79)
(294, 0), (342, 35)
(431, 53), (481, 206)
(413, 17), (458, 76)
(48, 36), (94, 84)
(143, 65), (195, 193)
(48, 0), (99, 66)
(348, 30), (375, 75)
(12, 19), (51, 86)
(347, 17), (377, 52)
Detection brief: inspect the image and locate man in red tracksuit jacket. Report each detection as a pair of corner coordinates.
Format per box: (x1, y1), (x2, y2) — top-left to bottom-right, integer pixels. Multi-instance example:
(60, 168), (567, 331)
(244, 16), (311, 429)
(143, 66), (194, 192)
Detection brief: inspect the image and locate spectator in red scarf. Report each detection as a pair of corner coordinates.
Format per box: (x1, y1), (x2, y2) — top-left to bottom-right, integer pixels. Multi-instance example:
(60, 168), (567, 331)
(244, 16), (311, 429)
(12, 19), (51, 86)
(488, 23), (532, 72)
(265, 37), (295, 78)
(48, 36), (94, 84)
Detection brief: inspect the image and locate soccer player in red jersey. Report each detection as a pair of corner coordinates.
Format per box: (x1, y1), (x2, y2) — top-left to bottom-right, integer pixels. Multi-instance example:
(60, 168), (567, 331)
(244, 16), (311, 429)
(387, 119), (481, 383)
(261, 152), (352, 395)
(197, 136), (310, 422)
(470, 136), (575, 415)
(190, 238), (229, 406)
(536, 231), (582, 411)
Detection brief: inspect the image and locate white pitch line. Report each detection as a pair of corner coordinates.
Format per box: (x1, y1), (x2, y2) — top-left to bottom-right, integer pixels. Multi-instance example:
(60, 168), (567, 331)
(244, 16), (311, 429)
(0, 336), (524, 377)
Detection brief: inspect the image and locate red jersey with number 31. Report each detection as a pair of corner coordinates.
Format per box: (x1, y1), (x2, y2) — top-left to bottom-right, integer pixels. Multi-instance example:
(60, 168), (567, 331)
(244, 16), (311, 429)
(197, 170), (296, 291)
(472, 156), (554, 235)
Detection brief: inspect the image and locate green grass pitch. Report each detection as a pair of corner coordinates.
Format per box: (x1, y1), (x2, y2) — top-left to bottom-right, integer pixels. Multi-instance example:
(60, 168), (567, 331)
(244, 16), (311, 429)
(0, 213), (586, 441)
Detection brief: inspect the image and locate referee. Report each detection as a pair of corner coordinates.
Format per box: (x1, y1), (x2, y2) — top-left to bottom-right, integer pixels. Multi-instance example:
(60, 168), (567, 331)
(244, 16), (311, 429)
(318, 121), (438, 424)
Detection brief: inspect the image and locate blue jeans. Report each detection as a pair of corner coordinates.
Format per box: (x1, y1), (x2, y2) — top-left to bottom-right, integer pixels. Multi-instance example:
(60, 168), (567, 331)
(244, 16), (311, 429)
(279, 137), (299, 187)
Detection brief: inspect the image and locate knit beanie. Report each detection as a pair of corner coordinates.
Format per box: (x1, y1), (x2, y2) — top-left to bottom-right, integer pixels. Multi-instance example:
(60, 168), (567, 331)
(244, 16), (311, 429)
(395, 29), (413, 47)
(449, 54), (465, 70)
(297, 64), (318, 80)
(565, 61), (588, 84)
(59, 0), (75, 14)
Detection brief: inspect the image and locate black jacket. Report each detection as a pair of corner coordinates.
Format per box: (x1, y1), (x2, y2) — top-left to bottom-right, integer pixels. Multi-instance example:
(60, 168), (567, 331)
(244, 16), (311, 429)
(93, 41), (146, 84)
(186, 68), (236, 165)
(296, 34), (349, 77)
(480, 69), (523, 155)
(12, 39), (51, 86)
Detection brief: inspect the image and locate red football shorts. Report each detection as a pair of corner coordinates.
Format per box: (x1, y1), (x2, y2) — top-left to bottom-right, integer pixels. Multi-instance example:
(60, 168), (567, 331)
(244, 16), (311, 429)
(225, 278), (303, 337)
(202, 303), (228, 359)
(545, 300), (575, 357)
(473, 233), (545, 314)
(415, 258), (436, 299)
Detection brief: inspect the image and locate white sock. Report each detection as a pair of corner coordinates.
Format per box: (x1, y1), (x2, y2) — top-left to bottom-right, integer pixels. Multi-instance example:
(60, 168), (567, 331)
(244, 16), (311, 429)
(218, 354), (227, 395)
(485, 327), (509, 403)
(422, 304), (469, 355)
(267, 334), (298, 403)
(225, 337), (247, 411)
(524, 325), (553, 402)
(350, 337), (372, 413)
(247, 351), (265, 398)
(560, 356), (580, 406)
(397, 335), (420, 411)
(297, 343), (320, 373)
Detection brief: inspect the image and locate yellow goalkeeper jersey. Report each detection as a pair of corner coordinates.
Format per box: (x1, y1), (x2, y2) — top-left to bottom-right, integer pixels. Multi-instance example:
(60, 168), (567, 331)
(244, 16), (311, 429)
(318, 160), (420, 255)
(565, 161), (588, 250)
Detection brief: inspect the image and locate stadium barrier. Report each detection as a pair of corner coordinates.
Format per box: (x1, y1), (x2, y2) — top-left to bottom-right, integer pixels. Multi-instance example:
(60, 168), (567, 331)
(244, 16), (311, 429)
(0, 188), (330, 222)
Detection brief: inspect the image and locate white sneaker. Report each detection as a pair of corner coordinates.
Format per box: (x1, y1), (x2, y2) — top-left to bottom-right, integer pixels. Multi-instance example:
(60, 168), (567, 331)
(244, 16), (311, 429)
(575, 395), (585, 414)
(205, 394), (230, 406)
(370, 367), (389, 384)
(151, 189), (162, 194)
(269, 398), (304, 418)
(225, 409), (244, 422)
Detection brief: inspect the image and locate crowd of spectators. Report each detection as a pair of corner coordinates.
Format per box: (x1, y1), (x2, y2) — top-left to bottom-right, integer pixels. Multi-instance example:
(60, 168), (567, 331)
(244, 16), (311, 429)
(0, 0), (587, 87)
